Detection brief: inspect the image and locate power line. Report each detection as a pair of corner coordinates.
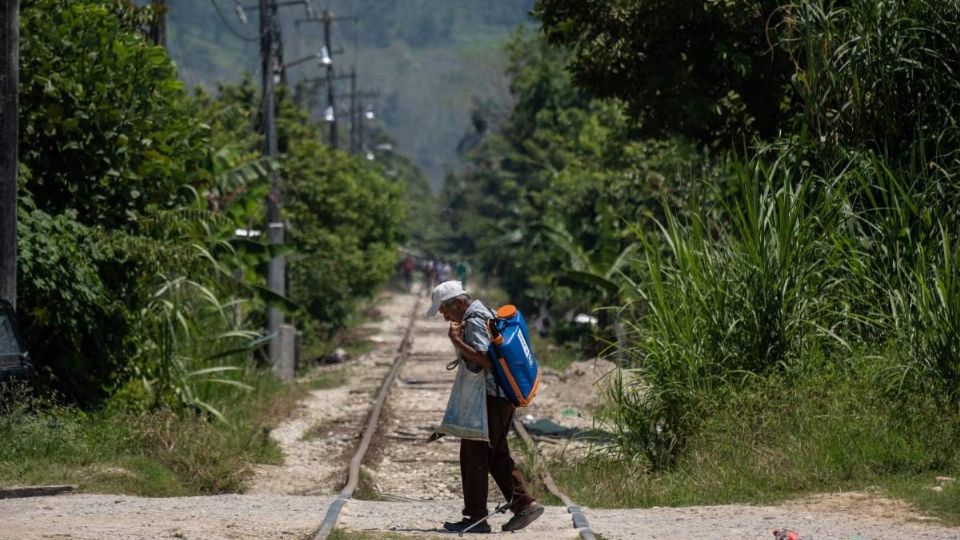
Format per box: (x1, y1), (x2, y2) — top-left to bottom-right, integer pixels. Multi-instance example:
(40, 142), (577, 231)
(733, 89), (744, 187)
(209, 0), (261, 42)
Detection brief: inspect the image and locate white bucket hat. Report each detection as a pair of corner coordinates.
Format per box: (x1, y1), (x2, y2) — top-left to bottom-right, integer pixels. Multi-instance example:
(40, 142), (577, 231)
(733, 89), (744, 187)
(426, 280), (466, 317)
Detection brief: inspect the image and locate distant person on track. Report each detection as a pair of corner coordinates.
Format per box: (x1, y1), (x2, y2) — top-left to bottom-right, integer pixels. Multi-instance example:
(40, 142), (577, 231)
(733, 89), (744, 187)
(426, 280), (545, 534)
(400, 255), (415, 292)
(423, 259), (437, 294)
(455, 260), (471, 289)
(437, 260), (452, 283)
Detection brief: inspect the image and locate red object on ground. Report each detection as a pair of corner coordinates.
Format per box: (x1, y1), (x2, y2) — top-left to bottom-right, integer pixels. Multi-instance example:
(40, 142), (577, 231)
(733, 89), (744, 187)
(773, 529), (803, 540)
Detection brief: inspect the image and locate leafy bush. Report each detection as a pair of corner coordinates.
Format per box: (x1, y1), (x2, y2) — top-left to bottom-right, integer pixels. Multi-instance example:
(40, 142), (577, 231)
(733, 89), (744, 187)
(17, 205), (134, 402)
(16, 0), (213, 402)
(19, 0), (206, 228)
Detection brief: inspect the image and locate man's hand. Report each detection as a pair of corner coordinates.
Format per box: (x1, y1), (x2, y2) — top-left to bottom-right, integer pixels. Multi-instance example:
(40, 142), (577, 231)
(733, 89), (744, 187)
(448, 321), (493, 370)
(448, 322), (461, 341)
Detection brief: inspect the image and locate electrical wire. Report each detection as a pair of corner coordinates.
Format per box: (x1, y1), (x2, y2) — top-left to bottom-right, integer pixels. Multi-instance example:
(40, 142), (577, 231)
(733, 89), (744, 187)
(209, 0), (262, 42)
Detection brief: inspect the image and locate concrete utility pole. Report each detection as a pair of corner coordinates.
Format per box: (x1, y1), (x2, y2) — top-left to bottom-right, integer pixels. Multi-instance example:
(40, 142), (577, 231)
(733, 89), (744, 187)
(148, 0), (167, 48)
(322, 10), (337, 149)
(260, 0), (292, 377)
(348, 70), (357, 153)
(357, 100), (365, 153)
(337, 88), (379, 154)
(0, 0), (19, 308)
(273, 8), (285, 86)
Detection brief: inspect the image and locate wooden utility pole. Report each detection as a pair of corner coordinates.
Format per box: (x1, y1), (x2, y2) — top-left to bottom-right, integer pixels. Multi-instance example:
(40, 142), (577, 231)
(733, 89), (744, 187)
(148, 0), (167, 48)
(0, 0), (19, 308)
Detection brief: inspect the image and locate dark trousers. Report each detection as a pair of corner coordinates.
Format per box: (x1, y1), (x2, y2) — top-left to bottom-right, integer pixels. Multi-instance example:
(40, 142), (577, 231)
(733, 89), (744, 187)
(460, 395), (534, 520)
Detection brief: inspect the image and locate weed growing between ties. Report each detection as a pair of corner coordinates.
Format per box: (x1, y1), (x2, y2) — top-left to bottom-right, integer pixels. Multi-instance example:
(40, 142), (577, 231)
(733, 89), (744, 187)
(306, 367), (349, 391)
(353, 468), (383, 502)
(300, 417), (348, 442)
(0, 375), (306, 496)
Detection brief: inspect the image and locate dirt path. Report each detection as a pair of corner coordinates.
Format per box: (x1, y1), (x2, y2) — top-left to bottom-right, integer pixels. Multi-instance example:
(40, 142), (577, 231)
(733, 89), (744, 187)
(0, 290), (418, 540)
(0, 494), (333, 539)
(587, 493), (952, 539)
(2, 289), (959, 539)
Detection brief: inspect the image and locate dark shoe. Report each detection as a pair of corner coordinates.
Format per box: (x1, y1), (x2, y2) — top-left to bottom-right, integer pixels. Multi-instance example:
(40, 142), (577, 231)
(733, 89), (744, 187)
(501, 503), (544, 532)
(443, 518), (491, 534)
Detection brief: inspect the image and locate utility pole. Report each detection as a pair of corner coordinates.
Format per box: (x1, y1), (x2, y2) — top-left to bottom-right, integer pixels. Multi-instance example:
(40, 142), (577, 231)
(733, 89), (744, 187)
(274, 8), (285, 86)
(358, 100), (365, 154)
(148, 0), (167, 48)
(0, 0), (19, 308)
(260, 0), (287, 373)
(322, 10), (337, 149)
(348, 70), (357, 153)
(337, 89), (379, 155)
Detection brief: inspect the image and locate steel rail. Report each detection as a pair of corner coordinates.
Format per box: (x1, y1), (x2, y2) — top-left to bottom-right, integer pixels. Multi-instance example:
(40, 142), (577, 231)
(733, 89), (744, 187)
(310, 294), (422, 540)
(513, 418), (598, 540)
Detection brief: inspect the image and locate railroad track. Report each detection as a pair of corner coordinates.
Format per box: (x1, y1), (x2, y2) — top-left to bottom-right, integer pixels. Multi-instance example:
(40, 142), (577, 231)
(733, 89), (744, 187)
(310, 291), (596, 539)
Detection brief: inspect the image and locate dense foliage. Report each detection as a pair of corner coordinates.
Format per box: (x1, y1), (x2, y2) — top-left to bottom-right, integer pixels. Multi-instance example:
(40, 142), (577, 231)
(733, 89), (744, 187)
(277, 87), (405, 335)
(534, 0), (794, 143)
(442, 0), (960, 476)
(18, 0), (209, 402)
(15, 0), (409, 406)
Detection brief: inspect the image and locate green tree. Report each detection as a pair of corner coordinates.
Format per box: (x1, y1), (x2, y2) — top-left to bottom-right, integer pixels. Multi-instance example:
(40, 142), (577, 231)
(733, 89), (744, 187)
(19, 0), (206, 229)
(203, 80), (407, 337)
(277, 89), (404, 335)
(441, 31), (711, 337)
(17, 0), (211, 402)
(777, 0), (960, 171)
(533, 0), (794, 144)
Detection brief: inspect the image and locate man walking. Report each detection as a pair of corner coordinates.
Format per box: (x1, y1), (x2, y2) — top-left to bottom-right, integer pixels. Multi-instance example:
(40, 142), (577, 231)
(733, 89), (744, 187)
(426, 280), (545, 533)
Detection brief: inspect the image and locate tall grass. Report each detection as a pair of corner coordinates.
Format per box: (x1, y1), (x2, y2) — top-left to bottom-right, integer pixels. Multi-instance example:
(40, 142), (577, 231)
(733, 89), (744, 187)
(557, 353), (960, 520)
(778, 0), (960, 170)
(607, 152), (960, 469)
(597, 0), (960, 475)
(884, 226), (960, 401)
(608, 160), (848, 468)
(0, 373), (300, 495)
